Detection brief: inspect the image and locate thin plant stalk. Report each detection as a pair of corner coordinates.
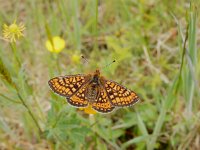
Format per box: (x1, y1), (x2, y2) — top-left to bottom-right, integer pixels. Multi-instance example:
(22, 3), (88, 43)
(0, 43), (42, 134)
(10, 42), (21, 70)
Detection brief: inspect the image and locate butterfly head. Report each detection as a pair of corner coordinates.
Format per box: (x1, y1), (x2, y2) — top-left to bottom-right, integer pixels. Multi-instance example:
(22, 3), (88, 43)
(94, 69), (100, 76)
(91, 69), (100, 85)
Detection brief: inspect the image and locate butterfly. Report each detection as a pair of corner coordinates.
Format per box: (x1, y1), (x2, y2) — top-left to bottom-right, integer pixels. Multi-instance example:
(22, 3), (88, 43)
(48, 69), (139, 113)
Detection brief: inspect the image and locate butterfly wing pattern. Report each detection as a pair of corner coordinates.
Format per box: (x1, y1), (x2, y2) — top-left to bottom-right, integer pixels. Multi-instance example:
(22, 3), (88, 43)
(103, 80), (139, 107)
(91, 87), (115, 113)
(48, 74), (91, 107)
(67, 84), (89, 107)
(48, 70), (139, 113)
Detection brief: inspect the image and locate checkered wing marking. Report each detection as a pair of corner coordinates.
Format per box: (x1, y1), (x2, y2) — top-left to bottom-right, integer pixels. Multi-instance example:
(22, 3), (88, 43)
(92, 87), (115, 113)
(104, 80), (139, 107)
(48, 74), (91, 97)
(66, 85), (89, 107)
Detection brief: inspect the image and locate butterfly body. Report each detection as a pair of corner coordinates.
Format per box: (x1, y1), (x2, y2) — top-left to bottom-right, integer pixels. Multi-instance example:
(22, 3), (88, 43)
(86, 70), (105, 103)
(48, 69), (139, 113)
(86, 84), (99, 103)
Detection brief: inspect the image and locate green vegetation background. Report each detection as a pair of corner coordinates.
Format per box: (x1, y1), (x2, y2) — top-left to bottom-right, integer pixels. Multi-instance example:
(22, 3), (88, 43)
(0, 0), (199, 149)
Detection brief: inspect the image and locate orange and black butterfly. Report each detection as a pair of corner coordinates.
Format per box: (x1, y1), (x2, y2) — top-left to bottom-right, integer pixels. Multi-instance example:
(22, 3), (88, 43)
(48, 69), (139, 113)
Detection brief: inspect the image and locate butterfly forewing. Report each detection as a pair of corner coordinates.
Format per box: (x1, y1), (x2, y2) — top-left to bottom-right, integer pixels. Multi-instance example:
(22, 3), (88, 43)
(92, 87), (115, 113)
(104, 80), (139, 107)
(48, 74), (91, 97)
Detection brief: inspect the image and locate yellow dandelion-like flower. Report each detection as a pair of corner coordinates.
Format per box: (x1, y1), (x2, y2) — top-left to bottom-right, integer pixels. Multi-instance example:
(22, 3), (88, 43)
(45, 36), (66, 53)
(2, 20), (25, 42)
(79, 105), (97, 115)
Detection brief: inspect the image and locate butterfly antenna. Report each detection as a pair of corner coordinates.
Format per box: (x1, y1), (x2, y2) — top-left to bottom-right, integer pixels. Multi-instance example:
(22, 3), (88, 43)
(81, 55), (89, 64)
(102, 60), (116, 70)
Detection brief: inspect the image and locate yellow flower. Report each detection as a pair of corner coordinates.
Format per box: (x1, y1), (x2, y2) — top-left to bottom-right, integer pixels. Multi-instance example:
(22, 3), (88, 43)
(45, 36), (66, 53)
(79, 105), (97, 115)
(2, 20), (25, 42)
(71, 54), (81, 64)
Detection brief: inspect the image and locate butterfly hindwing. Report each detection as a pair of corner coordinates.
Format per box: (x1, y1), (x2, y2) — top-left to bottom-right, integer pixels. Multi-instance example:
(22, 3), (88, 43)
(92, 87), (115, 113)
(67, 85), (89, 107)
(104, 80), (139, 107)
(48, 74), (91, 97)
